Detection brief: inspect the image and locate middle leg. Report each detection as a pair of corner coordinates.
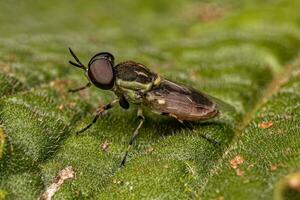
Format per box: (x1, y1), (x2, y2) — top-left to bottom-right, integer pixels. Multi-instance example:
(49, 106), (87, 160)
(120, 108), (145, 167)
(76, 99), (119, 135)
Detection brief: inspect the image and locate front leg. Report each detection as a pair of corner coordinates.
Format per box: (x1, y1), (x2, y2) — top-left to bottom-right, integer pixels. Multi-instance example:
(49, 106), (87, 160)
(68, 82), (91, 93)
(76, 99), (119, 135)
(120, 108), (145, 167)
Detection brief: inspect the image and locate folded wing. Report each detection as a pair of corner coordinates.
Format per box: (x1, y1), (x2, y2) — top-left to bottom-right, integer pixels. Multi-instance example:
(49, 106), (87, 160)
(144, 80), (225, 121)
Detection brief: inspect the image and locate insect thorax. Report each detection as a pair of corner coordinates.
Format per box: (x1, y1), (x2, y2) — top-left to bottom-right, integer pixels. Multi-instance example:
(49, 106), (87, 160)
(113, 61), (161, 103)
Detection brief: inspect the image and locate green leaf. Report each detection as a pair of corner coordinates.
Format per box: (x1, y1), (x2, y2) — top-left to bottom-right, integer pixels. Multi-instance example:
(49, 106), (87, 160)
(0, 0), (300, 199)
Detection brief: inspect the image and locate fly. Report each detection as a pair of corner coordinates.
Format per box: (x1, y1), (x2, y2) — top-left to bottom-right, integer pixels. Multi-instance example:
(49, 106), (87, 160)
(68, 48), (235, 166)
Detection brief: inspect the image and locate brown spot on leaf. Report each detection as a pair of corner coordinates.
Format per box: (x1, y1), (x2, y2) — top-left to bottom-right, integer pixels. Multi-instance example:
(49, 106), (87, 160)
(258, 121), (273, 129)
(39, 166), (75, 200)
(230, 155), (245, 177)
(0, 62), (14, 74)
(100, 140), (110, 153)
(183, 3), (231, 23)
(198, 4), (230, 22)
(230, 155), (245, 169)
(271, 164), (278, 171)
(58, 104), (64, 110)
(289, 177), (300, 191)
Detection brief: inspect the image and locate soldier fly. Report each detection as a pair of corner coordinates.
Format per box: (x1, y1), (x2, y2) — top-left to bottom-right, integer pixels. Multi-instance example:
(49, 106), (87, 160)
(68, 48), (235, 166)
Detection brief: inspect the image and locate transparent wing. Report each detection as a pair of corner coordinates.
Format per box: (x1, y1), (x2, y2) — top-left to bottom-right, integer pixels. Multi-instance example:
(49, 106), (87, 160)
(201, 93), (236, 112)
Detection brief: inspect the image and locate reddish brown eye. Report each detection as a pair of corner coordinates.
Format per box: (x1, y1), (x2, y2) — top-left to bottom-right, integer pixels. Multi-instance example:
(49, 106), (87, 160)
(88, 59), (114, 90)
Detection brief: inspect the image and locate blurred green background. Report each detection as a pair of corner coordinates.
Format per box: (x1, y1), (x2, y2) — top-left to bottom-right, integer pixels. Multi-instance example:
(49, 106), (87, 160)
(0, 0), (300, 199)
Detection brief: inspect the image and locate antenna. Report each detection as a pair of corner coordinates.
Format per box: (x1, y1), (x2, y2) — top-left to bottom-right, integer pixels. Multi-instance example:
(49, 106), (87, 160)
(68, 48), (86, 70)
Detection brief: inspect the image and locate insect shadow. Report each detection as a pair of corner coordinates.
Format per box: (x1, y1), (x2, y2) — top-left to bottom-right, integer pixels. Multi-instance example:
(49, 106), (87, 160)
(141, 113), (234, 147)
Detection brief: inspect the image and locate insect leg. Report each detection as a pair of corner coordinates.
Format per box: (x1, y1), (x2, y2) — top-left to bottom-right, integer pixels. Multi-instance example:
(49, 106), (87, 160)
(68, 82), (91, 93)
(120, 108), (144, 167)
(180, 120), (220, 146)
(198, 132), (220, 146)
(76, 99), (119, 135)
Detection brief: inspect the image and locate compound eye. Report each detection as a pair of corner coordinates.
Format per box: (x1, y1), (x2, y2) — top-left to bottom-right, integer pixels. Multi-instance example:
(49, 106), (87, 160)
(88, 59), (114, 90)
